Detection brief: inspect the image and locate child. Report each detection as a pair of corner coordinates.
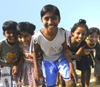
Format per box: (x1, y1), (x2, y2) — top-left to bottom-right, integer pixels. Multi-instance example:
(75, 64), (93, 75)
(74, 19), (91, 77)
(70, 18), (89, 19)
(16, 22), (43, 87)
(0, 20), (21, 87)
(94, 30), (100, 82)
(57, 19), (88, 87)
(67, 19), (88, 70)
(77, 27), (99, 87)
(31, 4), (77, 87)
(56, 30), (70, 87)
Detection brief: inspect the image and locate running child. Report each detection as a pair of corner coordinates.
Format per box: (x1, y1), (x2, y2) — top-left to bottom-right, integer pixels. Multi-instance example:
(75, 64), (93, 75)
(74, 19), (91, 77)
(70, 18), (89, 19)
(31, 4), (77, 87)
(16, 22), (43, 87)
(76, 27), (99, 87)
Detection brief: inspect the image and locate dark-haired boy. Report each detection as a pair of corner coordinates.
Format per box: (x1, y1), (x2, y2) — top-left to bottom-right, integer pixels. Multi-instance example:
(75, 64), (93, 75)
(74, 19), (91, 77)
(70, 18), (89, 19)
(0, 20), (21, 87)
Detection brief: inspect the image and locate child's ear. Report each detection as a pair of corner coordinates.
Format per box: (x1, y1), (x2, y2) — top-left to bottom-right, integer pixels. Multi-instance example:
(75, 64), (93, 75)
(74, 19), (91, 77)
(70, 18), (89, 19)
(3, 32), (6, 37)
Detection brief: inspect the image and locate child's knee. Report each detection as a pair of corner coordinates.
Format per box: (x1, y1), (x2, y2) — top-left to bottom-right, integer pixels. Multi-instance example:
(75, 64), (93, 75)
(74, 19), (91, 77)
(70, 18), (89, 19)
(65, 80), (75, 87)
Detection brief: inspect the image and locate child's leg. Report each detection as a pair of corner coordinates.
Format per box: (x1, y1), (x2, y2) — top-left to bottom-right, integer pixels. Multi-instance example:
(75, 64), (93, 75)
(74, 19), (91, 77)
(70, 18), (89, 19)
(56, 72), (65, 87)
(94, 61), (100, 81)
(81, 71), (85, 87)
(79, 55), (92, 87)
(65, 80), (76, 87)
(58, 56), (76, 87)
(42, 60), (57, 87)
(60, 74), (65, 87)
(85, 70), (91, 87)
(56, 72), (59, 86)
(81, 70), (91, 87)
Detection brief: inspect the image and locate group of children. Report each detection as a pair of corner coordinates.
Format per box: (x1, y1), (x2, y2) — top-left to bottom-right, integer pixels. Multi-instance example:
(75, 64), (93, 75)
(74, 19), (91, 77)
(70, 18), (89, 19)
(0, 4), (100, 87)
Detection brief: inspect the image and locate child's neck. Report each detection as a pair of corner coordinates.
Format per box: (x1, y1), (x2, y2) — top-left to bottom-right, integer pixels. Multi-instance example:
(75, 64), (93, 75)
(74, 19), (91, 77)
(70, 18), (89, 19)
(89, 43), (95, 46)
(87, 41), (96, 48)
(41, 28), (58, 41)
(71, 37), (80, 48)
(7, 40), (16, 46)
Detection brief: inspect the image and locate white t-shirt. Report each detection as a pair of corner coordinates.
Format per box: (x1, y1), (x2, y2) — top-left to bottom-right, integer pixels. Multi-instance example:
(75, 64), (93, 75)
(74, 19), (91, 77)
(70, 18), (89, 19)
(31, 28), (66, 62)
(65, 30), (70, 45)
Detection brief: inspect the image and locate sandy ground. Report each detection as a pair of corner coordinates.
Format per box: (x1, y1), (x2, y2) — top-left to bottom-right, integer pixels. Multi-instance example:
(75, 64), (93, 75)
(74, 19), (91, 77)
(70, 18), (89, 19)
(76, 68), (100, 87)
(56, 68), (100, 87)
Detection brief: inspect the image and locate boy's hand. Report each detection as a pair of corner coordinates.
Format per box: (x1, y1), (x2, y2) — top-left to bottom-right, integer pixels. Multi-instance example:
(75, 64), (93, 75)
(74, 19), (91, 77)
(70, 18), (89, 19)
(34, 69), (39, 86)
(34, 69), (45, 86)
(74, 55), (81, 61)
(12, 65), (18, 78)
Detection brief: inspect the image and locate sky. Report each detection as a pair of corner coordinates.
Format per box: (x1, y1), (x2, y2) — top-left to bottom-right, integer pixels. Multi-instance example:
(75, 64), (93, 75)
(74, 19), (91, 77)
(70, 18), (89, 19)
(0, 0), (100, 40)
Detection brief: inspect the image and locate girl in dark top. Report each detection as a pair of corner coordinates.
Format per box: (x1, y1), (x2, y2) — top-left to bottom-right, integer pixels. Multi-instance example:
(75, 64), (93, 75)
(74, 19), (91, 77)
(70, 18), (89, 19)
(59, 19), (88, 87)
(67, 19), (88, 87)
(76, 27), (99, 87)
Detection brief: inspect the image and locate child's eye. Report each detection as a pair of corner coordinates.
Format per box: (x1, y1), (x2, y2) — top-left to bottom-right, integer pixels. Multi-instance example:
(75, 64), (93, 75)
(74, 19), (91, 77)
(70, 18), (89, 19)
(52, 17), (57, 20)
(95, 36), (98, 38)
(6, 31), (16, 34)
(90, 36), (94, 38)
(24, 35), (28, 38)
(44, 17), (49, 21)
(6, 31), (11, 34)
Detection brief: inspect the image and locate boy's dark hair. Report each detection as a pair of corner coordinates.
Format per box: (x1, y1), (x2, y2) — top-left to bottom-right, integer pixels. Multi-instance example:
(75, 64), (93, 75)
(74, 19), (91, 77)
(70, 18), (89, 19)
(71, 19), (88, 34)
(2, 20), (17, 32)
(87, 27), (99, 36)
(41, 4), (60, 19)
(17, 22), (36, 35)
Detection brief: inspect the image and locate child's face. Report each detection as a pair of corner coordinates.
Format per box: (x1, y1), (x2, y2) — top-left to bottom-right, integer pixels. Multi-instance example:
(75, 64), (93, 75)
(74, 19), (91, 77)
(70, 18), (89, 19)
(87, 32), (99, 45)
(3, 30), (17, 44)
(72, 27), (87, 43)
(18, 32), (32, 46)
(41, 12), (60, 31)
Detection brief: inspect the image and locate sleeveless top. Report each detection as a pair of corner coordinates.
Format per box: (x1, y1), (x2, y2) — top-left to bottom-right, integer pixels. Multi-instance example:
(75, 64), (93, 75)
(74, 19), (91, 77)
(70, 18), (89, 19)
(67, 36), (86, 55)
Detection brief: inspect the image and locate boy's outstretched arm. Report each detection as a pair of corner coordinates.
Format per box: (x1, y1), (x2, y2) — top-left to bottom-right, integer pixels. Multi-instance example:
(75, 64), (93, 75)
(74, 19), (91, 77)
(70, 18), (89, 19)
(73, 45), (86, 61)
(62, 36), (78, 84)
(12, 49), (24, 78)
(12, 59), (23, 78)
(33, 43), (39, 85)
(63, 49), (78, 84)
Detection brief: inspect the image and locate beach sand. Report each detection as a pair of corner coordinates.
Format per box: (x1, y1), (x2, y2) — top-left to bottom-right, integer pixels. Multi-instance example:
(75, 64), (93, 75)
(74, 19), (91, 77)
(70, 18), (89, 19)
(76, 68), (100, 87)
(56, 68), (100, 87)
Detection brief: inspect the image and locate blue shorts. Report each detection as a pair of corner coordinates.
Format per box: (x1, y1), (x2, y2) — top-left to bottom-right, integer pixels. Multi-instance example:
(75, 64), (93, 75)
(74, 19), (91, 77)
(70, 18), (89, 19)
(42, 56), (74, 86)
